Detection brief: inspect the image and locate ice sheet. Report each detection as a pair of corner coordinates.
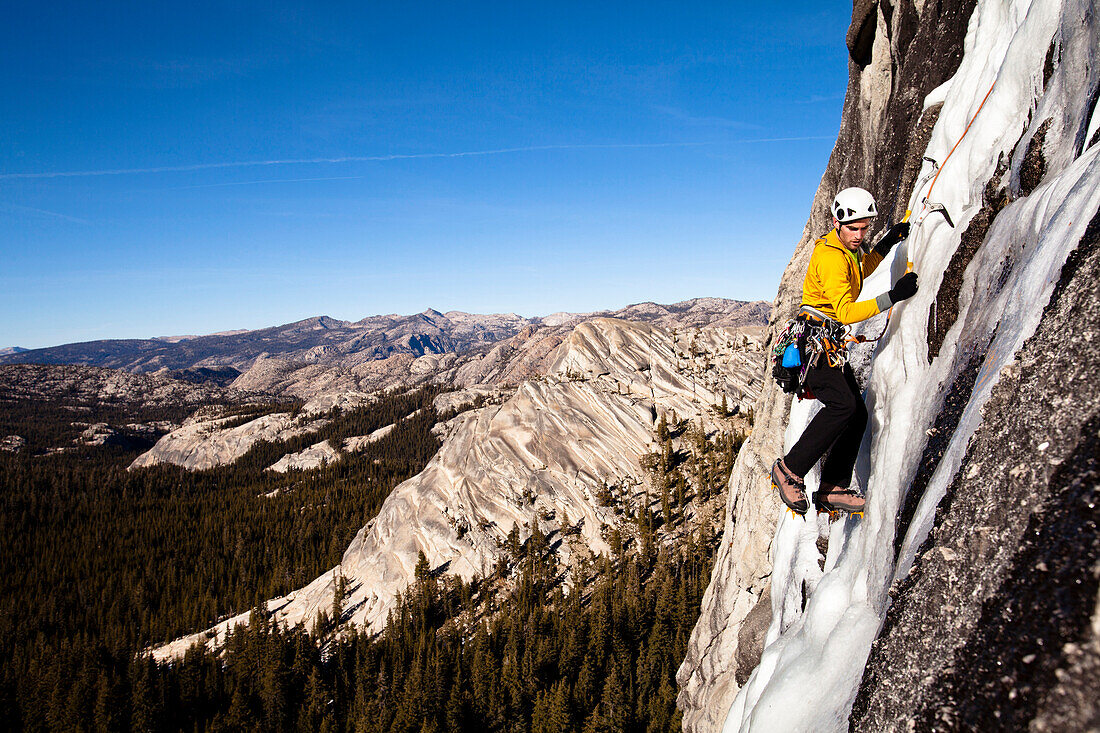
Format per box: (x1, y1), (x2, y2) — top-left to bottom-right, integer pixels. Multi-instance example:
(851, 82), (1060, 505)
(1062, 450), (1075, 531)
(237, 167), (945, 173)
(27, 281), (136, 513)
(722, 1), (1100, 729)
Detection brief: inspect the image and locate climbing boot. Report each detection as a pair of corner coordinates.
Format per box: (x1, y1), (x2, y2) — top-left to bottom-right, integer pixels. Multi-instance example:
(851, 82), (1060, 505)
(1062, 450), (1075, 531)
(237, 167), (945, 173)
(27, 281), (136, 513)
(813, 483), (866, 520)
(771, 458), (808, 516)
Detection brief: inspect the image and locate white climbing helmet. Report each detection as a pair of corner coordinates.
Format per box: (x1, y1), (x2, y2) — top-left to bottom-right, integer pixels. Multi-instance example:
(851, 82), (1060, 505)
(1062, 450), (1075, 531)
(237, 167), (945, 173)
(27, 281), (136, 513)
(832, 187), (878, 223)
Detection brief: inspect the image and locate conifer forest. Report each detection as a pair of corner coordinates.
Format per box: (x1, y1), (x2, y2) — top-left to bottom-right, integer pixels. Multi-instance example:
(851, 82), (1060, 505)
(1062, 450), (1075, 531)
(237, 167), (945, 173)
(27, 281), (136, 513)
(0, 384), (740, 731)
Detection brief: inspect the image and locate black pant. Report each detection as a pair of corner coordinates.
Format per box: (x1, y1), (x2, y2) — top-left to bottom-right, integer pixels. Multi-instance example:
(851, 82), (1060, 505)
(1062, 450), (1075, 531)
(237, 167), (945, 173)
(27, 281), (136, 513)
(783, 360), (867, 488)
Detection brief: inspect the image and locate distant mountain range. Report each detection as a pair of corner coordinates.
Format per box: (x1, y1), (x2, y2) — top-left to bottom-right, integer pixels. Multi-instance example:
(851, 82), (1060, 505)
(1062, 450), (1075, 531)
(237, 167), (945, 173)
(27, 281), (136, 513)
(0, 347), (28, 357)
(0, 298), (770, 378)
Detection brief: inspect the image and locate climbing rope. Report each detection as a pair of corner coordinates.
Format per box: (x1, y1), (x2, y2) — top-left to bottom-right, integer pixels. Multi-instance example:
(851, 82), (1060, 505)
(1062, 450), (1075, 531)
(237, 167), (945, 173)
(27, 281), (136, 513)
(859, 78), (999, 345)
(921, 79), (998, 210)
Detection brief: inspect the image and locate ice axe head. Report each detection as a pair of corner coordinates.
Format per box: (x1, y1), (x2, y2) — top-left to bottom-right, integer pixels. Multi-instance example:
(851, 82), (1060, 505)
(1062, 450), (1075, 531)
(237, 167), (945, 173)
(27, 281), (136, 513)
(922, 198), (955, 228)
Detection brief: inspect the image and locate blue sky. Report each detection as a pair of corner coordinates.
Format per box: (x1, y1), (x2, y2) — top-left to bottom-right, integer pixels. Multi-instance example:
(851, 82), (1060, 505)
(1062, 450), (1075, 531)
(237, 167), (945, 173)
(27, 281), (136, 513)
(1, 2), (851, 349)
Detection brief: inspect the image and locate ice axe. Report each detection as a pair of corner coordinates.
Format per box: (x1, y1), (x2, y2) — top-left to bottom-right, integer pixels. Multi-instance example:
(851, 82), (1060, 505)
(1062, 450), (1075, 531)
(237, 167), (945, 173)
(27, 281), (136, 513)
(902, 156), (941, 223)
(900, 157), (955, 273)
(918, 197), (954, 228)
(905, 196), (955, 273)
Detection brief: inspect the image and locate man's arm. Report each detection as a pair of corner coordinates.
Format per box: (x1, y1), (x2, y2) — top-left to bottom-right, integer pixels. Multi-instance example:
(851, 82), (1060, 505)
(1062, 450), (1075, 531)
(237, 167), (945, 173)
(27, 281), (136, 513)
(860, 248), (885, 278)
(817, 249), (883, 325)
(863, 221), (909, 277)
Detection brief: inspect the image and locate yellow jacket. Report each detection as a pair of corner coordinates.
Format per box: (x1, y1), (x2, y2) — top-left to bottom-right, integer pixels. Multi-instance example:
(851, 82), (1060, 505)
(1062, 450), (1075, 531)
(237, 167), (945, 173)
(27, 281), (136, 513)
(801, 229), (886, 324)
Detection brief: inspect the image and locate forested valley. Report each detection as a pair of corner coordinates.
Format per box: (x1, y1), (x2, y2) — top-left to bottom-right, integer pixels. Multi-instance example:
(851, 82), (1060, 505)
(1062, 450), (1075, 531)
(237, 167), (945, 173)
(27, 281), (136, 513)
(1, 379), (739, 731)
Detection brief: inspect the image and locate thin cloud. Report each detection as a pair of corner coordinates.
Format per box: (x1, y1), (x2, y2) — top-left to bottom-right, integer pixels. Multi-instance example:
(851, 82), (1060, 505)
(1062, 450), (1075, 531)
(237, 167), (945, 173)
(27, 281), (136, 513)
(0, 138), (832, 181)
(168, 175), (368, 190)
(734, 136), (832, 143)
(653, 105), (759, 129)
(790, 93), (846, 105)
(0, 202), (91, 224)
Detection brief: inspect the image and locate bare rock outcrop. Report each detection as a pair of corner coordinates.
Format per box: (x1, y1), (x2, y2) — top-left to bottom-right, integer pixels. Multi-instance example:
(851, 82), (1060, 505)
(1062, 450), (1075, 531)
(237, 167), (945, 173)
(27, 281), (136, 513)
(129, 412), (325, 471)
(152, 317), (763, 661)
(0, 435), (26, 453)
(266, 440), (340, 473)
(75, 423), (135, 448)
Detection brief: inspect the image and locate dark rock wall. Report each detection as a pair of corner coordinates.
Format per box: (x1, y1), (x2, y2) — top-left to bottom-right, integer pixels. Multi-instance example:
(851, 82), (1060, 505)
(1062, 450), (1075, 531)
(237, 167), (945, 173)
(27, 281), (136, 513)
(683, 0), (1100, 730)
(850, 203), (1100, 731)
(677, 3), (979, 730)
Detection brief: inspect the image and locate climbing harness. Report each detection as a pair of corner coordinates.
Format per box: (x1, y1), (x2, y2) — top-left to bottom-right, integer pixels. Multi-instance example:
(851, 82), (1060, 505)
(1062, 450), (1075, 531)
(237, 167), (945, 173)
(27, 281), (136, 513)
(770, 306), (853, 399)
(800, 307), (851, 368)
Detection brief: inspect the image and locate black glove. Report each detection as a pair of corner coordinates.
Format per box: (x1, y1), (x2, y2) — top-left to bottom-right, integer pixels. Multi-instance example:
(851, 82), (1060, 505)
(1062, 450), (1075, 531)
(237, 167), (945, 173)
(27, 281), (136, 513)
(874, 222), (910, 256)
(888, 272), (918, 304)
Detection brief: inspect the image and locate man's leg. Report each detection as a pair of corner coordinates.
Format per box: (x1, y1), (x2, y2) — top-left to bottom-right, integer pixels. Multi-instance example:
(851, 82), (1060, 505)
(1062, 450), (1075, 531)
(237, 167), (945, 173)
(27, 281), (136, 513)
(818, 365), (868, 488)
(783, 361), (858, 478)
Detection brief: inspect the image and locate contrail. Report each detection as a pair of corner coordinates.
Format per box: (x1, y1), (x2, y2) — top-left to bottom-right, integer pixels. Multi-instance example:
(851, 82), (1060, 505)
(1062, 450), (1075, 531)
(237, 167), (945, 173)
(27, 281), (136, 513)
(0, 202), (91, 224)
(0, 137), (832, 181)
(168, 175), (368, 189)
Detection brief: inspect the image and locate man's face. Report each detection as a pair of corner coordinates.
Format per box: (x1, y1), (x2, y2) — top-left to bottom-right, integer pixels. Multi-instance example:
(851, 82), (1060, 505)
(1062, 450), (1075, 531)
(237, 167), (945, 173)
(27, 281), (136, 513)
(834, 217), (872, 250)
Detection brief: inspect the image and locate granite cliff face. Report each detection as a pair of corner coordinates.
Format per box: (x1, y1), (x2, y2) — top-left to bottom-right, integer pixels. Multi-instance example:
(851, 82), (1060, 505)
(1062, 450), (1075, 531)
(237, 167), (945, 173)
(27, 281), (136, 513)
(677, 0), (978, 723)
(679, 0), (1100, 730)
(152, 317), (763, 660)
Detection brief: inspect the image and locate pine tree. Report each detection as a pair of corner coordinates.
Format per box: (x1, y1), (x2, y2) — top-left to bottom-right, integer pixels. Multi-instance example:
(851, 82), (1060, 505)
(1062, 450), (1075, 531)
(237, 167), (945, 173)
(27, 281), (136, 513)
(332, 572), (348, 630)
(298, 667), (332, 732)
(259, 632), (288, 732)
(548, 680), (573, 732)
(129, 656), (160, 733)
(444, 673), (469, 733)
(93, 672), (121, 733)
(661, 483), (672, 527)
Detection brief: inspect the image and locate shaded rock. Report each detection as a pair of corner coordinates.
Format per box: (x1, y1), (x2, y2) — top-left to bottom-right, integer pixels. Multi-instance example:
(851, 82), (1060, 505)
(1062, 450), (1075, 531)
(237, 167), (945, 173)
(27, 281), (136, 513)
(76, 423), (129, 448)
(735, 584), (771, 687)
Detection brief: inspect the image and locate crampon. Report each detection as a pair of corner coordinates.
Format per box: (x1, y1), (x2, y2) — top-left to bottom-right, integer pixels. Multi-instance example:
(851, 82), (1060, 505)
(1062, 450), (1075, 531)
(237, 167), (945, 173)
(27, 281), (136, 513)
(813, 485), (866, 520)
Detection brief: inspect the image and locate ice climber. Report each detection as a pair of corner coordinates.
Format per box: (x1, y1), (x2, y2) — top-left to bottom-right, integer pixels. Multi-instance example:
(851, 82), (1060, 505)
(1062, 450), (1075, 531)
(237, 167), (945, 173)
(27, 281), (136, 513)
(770, 187), (917, 517)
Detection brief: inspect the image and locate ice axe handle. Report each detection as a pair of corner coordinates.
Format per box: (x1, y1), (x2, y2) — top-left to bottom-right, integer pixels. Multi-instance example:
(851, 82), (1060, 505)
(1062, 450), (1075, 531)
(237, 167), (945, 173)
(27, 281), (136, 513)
(901, 211), (914, 272)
